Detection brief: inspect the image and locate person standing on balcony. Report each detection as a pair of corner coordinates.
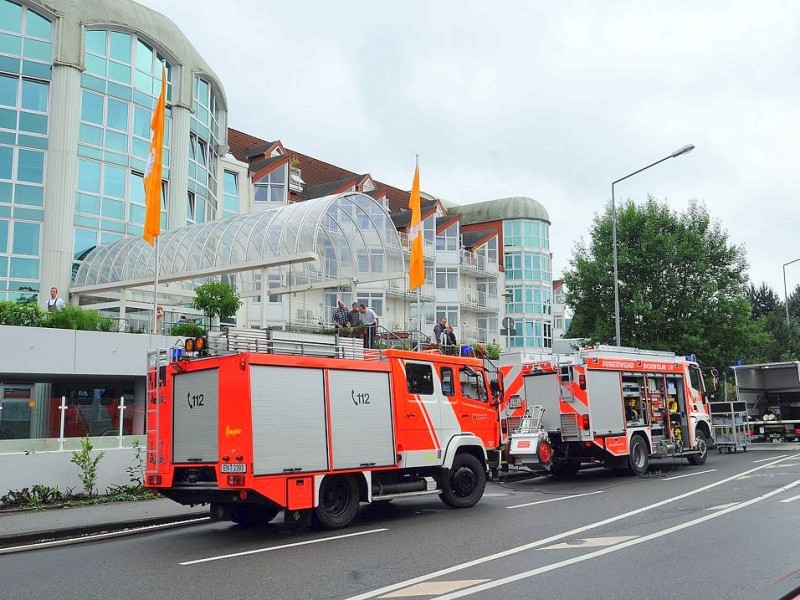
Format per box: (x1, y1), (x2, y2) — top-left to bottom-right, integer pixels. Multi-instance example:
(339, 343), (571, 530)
(332, 300), (349, 328)
(433, 317), (448, 345)
(359, 304), (378, 348)
(47, 286), (65, 311)
(348, 302), (361, 328)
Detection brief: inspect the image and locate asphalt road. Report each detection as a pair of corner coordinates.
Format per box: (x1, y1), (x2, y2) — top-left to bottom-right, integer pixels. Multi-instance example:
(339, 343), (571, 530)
(1, 450), (798, 600)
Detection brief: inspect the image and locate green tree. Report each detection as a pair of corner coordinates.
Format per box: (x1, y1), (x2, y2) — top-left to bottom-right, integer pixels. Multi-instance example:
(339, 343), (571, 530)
(564, 197), (768, 371)
(747, 282), (781, 320)
(191, 280), (242, 322)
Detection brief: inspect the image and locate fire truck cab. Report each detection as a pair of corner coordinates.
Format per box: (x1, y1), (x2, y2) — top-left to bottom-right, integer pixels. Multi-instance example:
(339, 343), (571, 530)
(144, 341), (501, 530)
(509, 345), (714, 476)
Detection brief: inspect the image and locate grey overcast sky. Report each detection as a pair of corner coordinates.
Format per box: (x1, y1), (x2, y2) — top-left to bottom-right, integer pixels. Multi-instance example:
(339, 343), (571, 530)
(138, 0), (800, 296)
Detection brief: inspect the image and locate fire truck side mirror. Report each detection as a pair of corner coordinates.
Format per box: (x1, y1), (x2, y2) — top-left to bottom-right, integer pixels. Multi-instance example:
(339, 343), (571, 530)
(490, 379), (500, 397)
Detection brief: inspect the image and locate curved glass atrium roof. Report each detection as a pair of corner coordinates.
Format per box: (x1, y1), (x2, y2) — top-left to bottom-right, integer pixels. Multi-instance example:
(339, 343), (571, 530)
(73, 192), (405, 294)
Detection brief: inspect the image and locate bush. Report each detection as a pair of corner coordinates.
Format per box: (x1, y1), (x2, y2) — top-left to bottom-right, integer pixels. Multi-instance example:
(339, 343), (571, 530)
(0, 300), (45, 326)
(43, 305), (115, 331)
(1, 485), (63, 508)
(169, 323), (207, 337)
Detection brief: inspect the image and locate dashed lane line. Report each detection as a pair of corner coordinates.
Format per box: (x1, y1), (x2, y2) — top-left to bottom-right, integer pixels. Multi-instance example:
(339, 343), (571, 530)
(662, 469), (716, 481)
(505, 490), (604, 509)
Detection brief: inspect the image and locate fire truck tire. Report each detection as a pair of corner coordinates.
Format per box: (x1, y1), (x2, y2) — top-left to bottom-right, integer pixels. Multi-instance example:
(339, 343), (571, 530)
(312, 475), (359, 530)
(230, 506), (279, 527)
(439, 453), (486, 509)
(627, 434), (649, 476)
(687, 430), (708, 466)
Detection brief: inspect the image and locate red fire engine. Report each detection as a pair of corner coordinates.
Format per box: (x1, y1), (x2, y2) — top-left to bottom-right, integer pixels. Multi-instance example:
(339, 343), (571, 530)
(509, 346), (715, 476)
(144, 339), (502, 529)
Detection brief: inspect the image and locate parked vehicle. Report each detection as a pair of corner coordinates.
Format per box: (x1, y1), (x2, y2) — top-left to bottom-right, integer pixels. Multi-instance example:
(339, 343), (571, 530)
(144, 337), (502, 529)
(508, 345), (715, 476)
(732, 361), (800, 443)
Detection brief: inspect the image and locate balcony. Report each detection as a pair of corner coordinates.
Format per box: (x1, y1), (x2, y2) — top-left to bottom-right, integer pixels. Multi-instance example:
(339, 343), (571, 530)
(385, 280), (436, 302)
(459, 250), (498, 275)
(397, 231), (436, 259)
(459, 290), (499, 313)
(459, 323), (493, 345)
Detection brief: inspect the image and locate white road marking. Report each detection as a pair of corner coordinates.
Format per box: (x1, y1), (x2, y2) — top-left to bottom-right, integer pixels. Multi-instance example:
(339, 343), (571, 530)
(436, 478), (800, 599)
(483, 493), (511, 497)
(0, 517), (210, 555)
(707, 503), (739, 510)
(543, 536), (637, 550)
(379, 580), (489, 598)
(753, 455), (787, 463)
(662, 469), (716, 481)
(345, 454), (796, 600)
(506, 490), (604, 509)
(779, 493), (800, 503)
(180, 528), (387, 565)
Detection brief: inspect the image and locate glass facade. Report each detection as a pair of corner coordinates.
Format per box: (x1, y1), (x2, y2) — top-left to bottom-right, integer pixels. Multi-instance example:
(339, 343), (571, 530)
(503, 218), (553, 350)
(187, 75), (218, 224)
(222, 170), (239, 219)
(75, 29), (171, 262)
(0, 0), (50, 300)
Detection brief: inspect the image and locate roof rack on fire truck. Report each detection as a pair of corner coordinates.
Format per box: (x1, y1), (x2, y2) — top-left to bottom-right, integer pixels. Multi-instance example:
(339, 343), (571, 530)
(203, 327), (375, 360)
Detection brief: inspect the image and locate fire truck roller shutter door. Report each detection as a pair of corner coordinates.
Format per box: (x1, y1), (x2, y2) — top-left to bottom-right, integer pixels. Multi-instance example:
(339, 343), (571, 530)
(173, 369), (219, 463)
(250, 366), (329, 475)
(327, 370), (395, 470)
(585, 370), (626, 434)
(522, 373), (560, 431)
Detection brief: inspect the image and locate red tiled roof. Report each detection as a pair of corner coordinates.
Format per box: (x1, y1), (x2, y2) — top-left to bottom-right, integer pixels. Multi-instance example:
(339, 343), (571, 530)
(227, 127), (415, 212)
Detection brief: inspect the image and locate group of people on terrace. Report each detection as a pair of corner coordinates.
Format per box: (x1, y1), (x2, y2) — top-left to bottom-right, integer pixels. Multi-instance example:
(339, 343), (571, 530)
(332, 300), (379, 348)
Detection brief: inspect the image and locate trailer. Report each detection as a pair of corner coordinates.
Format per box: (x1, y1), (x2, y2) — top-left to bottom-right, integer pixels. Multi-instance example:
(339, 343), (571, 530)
(732, 361), (800, 443)
(144, 335), (502, 530)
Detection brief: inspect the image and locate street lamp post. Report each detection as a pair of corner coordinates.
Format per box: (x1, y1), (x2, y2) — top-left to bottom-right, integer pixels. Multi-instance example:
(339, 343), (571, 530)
(783, 257), (800, 339)
(610, 144), (695, 346)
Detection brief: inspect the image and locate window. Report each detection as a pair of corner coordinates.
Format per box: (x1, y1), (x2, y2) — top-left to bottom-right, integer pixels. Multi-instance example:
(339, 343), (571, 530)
(222, 170), (238, 218)
(436, 222), (458, 251)
(356, 292), (383, 317)
(440, 367), (454, 396)
(254, 165), (286, 204)
(406, 363), (434, 396)
(435, 268), (458, 289)
(460, 367), (487, 402)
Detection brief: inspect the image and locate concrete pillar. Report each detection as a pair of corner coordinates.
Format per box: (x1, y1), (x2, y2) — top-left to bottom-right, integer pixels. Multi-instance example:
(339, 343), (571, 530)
(167, 104), (190, 230)
(40, 62), (81, 308)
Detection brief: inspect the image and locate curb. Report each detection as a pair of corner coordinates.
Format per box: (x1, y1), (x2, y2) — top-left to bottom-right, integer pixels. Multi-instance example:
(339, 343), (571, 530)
(0, 514), (209, 551)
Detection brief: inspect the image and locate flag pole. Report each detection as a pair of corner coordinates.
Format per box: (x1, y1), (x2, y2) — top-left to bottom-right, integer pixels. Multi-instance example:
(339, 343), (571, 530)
(415, 155), (422, 341)
(152, 234), (159, 335)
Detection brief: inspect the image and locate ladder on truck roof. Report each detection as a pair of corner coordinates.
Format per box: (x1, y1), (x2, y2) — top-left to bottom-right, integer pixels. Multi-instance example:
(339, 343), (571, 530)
(145, 349), (169, 473)
(580, 345), (678, 361)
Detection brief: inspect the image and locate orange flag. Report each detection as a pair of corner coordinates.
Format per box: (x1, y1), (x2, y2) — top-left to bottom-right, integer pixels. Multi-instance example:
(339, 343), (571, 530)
(143, 66), (166, 245)
(408, 159), (424, 290)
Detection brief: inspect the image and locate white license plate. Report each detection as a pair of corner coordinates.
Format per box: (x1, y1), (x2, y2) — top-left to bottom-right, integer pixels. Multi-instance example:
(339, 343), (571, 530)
(221, 463), (246, 473)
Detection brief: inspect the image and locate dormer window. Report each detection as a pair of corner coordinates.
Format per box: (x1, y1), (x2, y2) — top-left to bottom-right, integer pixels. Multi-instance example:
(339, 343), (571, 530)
(271, 147), (283, 157)
(361, 177), (376, 192)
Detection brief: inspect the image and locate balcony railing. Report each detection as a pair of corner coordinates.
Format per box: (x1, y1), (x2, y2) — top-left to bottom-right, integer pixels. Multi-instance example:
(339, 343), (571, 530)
(459, 290), (499, 313)
(459, 250), (498, 275)
(397, 231), (436, 259)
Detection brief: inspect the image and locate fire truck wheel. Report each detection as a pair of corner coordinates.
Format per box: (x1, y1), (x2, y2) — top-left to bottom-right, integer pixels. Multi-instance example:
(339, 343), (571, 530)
(627, 434), (649, 476)
(230, 506), (279, 527)
(687, 430), (708, 466)
(312, 475), (359, 530)
(440, 453), (486, 509)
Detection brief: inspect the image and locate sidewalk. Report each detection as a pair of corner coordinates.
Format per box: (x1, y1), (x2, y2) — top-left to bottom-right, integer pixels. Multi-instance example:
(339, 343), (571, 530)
(0, 497), (208, 549)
